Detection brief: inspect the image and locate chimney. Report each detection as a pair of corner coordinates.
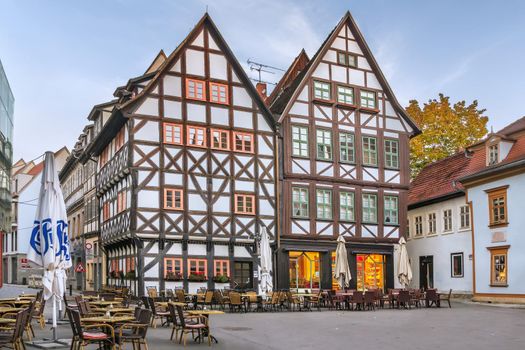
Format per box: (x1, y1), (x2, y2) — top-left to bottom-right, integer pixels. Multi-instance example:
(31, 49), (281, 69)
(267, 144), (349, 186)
(256, 82), (267, 100)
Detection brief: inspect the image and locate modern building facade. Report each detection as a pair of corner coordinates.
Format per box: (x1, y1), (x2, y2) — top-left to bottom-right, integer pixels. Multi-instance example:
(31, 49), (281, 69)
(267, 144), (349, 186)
(269, 12), (419, 291)
(82, 14), (277, 294)
(459, 117), (525, 303)
(4, 148), (69, 284)
(0, 59), (14, 286)
(407, 153), (473, 295)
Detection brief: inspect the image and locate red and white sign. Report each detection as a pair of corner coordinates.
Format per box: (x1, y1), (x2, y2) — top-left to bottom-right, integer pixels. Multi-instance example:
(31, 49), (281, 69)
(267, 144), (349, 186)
(75, 263), (85, 273)
(85, 243), (93, 250)
(20, 258), (28, 264)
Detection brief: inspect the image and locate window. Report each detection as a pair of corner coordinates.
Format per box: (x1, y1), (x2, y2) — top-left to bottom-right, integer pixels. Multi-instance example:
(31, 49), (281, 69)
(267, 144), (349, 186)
(451, 253), (464, 278)
(214, 260), (230, 277)
(164, 258), (183, 278)
(235, 194), (255, 215)
(339, 133), (355, 163)
(460, 205), (470, 229)
(115, 128), (125, 151)
(117, 191), (126, 214)
(186, 78), (206, 100)
(487, 187), (508, 226)
(163, 123), (182, 145)
(210, 128), (229, 150)
(337, 86), (354, 105)
(488, 144), (498, 165)
(313, 80), (331, 100)
(187, 125), (207, 148)
(292, 126), (308, 157)
(103, 202), (110, 222)
(489, 247), (508, 286)
(428, 213), (436, 234)
(362, 193), (377, 223)
(415, 216), (423, 236)
(316, 129), (333, 160)
(339, 191), (355, 221)
(209, 82), (228, 104)
(233, 261), (253, 289)
(188, 259), (207, 278)
(406, 219), (410, 238)
(360, 90), (377, 109)
(233, 132), (254, 153)
(362, 136), (377, 166)
(443, 209), (452, 232)
(164, 188), (183, 210)
(384, 196), (398, 225)
(384, 140), (399, 169)
(125, 257), (135, 272)
(337, 52), (357, 67)
(316, 189), (332, 220)
(292, 187), (309, 218)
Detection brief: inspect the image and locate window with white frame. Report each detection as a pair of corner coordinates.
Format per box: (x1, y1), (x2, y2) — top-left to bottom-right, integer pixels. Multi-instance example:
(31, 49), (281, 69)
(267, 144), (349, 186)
(362, 193), (377, 223)
(460, 205), (470, 229)
(292, 126), (309, 157)
(316, 129), (333, 161)
(313, 81), (331, 100)
(443, 209), (452, 232)
(428, 213), (436, 234)
(384, 196), (398, 225)
(339, 191), (355, 221)
(415, 216), (423, 236)
(488, 144), (498, 165)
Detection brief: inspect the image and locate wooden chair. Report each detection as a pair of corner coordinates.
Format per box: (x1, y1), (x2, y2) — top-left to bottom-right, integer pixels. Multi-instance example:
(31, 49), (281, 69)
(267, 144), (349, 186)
(397, 290), (412, 309)
(439, 289), (452, 308)
(213, 290), (229, 310)
(197, 291), (214, 310)
(306, 291), (322, 311)
(175, 305), (209, 346)
(364, 291), (376, 311)
(147, 297), (169, 328)
(115, 309), (151, 350)
(229, 292), (244, 313)
(0, 309), (28, 350)
(285, 292), (301, 311)
(351, 292), (365, 311)
(32, 299), (46, 329)
(67, 308), (116, 350)
(426, 289), (440, 308)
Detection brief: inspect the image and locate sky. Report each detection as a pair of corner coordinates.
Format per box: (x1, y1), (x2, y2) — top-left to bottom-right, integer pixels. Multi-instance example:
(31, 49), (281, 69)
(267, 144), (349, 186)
(1, 0), (525, 161)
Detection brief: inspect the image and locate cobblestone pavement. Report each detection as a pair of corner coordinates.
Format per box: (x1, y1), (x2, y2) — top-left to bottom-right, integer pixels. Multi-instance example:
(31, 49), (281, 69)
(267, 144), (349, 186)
(1, 286), (523, 350)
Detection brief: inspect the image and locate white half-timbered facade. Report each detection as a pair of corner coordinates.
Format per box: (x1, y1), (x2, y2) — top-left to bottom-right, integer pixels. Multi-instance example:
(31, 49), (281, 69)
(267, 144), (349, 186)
(270, 12), (420, 291)
(85, 14), (277, 294)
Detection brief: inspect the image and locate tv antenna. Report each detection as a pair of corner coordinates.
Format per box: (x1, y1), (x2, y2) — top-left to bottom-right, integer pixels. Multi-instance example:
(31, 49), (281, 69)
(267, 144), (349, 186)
(247, 59), (284, 83)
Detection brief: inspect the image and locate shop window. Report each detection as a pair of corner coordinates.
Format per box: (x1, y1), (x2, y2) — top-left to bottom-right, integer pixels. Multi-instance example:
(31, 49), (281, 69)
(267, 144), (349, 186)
(289, 251), (320, 290)
(356, 254), (385, 292)
(451, 253), (463, 278)
(489, 246), (508, 286)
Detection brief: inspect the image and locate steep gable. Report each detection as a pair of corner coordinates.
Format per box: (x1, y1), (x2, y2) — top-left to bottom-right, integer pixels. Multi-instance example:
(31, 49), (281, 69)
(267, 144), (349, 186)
(271, 11), (419, 136)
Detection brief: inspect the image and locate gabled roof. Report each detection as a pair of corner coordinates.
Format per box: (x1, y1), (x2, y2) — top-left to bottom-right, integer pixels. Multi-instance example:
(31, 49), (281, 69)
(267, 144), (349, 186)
(88, 13), (276, 157)
(266, 49), (310, 107)
(269, 11), (420, 136)
(144, 50), (167, 75)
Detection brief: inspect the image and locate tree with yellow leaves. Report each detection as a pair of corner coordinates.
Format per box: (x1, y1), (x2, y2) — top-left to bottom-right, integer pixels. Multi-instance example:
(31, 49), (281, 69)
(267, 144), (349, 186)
(407, 94), (488, 178)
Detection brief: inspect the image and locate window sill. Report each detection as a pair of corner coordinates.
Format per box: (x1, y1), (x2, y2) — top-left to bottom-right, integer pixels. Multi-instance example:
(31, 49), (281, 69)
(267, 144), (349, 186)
(489, 284), (508, 288)
(335, 102), (357, 110)
(316, 218), (334, 222)
(359, 107), (380, 114)
(291, 155), (310, 160)
(312, 98), (334, 106)
(292, 216), (310, 220)
(413, 235), (424, 239)
(489, 222), (508, 229)
(426, 233), (438, 237)
(316, 158), (334, 163)
(362, 222), (378, 225)
(384, 166), (400, 171)
(384, 223), (400, 227)
(362, 164), (379, 168)
(451, 275), (464, 279)
(458, 227), (470, 233)
(442, 230), (453, 235)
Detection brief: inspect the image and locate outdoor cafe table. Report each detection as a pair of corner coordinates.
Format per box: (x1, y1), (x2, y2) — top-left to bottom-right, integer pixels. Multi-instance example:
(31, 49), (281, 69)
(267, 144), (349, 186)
(81, 315), (135, 325)
(88, 301), (123, 307)
(91, 307), (134, 314)
(186, 310), (224, 344)
(0, 299), (32, 307)
(155, 301), (186, 308)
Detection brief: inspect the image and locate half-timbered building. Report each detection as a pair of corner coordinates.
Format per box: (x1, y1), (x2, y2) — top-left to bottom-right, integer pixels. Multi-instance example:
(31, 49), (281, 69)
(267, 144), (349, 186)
(270, 12), (420, 291)
(84, 14), (277, 295)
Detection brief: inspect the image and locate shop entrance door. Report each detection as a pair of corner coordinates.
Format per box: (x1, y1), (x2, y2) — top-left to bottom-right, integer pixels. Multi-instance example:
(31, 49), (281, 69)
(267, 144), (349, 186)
(419, 256), (433, 290)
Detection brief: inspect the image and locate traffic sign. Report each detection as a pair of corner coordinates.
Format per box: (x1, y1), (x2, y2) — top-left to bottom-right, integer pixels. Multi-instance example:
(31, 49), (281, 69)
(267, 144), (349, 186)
(85, 243), (93, 250)
(75, 262), (85, 273)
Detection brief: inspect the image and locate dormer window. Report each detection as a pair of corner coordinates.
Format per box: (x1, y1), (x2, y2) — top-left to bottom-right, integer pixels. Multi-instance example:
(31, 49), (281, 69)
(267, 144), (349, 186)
(488, 144), (499, 165)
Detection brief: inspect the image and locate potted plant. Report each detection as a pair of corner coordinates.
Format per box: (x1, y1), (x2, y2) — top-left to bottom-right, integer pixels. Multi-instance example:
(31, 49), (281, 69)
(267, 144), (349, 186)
(213, 274), (230, 283)
(125, 270), (136, 280)
(188, 272), (207, 282)
(165, 272), (183, 281)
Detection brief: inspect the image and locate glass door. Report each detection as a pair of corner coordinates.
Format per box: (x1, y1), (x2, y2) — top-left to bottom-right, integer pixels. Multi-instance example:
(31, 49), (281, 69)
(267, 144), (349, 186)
(289, 251), (320, 290)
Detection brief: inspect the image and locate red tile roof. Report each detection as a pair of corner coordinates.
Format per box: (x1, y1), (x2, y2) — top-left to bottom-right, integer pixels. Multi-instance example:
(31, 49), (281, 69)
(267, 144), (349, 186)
(409, 116), (525, 206)
(26, 161), (44, 176)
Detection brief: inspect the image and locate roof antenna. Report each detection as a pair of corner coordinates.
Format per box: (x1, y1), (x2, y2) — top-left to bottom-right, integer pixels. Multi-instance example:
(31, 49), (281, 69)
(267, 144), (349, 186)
(247, 59), (284, 83)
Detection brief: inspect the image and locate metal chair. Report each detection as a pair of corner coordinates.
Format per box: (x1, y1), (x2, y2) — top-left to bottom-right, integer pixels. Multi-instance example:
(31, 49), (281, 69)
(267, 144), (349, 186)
(67, 308), (116, 350)
(115, 309), (152, 350)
